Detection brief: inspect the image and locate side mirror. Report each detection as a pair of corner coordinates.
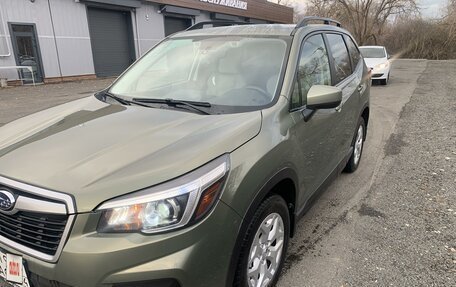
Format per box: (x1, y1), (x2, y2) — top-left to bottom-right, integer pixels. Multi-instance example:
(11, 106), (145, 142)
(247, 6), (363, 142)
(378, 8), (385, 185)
(306, 85), (342, 110)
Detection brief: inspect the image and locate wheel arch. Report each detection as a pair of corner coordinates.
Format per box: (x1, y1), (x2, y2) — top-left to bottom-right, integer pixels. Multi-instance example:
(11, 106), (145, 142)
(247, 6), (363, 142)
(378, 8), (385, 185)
(226, 167), (299, 286)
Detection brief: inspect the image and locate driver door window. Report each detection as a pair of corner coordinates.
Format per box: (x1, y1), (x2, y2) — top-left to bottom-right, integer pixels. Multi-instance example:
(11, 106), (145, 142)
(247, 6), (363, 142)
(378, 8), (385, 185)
(291, 34), (331, 109)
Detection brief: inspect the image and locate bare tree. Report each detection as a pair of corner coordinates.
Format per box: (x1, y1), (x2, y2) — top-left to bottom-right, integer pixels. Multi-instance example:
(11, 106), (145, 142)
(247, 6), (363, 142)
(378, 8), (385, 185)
(302, 0), (456, 59)
(304, 0), (418, 45)
(442, 0), (456, 53)
(268, 0), (294, 6)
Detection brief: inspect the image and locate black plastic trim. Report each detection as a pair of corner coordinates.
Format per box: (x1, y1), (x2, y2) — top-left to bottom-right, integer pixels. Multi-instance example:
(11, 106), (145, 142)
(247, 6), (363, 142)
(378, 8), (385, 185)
(292, 16), (341, 35)
(113, 278), (180, 287)
(186, 20), (250, 31)
(307, 100), (342, 111)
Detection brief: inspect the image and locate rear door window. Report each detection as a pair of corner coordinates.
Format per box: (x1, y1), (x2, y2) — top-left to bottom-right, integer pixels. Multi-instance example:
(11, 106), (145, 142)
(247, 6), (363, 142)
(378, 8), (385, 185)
(326, 33), (352, 84)
(344, 35), (362, 70)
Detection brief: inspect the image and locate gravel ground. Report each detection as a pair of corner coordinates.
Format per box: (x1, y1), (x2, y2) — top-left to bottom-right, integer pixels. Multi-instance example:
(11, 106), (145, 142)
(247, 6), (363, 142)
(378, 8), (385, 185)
(278, 60), (456, 286)
(346, 62), (456, 286)
(0, 78), (113, 126)
(345, 60), (456, 286)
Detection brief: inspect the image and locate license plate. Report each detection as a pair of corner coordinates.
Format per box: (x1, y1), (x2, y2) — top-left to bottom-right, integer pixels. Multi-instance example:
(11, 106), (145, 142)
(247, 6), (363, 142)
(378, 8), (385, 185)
(0, 250), (30, 287)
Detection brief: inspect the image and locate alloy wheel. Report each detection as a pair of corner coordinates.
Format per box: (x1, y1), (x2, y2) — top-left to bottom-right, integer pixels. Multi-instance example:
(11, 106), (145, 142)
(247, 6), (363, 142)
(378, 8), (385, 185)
(247, 213), (285, 287)
(353, 124), (364, 165)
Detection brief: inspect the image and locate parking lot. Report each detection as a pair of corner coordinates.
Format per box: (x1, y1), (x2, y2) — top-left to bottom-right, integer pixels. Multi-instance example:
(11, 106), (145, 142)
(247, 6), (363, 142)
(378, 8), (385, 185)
(0, 59), (455, 286)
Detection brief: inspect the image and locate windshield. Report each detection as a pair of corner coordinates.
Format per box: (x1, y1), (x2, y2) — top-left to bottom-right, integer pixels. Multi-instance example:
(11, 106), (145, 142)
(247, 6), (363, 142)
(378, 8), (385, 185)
(110, 36), (288, 111)
(359, 47), (386, 58)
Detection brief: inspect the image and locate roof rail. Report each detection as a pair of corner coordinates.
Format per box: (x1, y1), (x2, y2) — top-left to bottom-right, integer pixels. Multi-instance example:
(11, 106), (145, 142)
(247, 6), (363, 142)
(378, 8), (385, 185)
(186, 21), (251, 31)
(291, 16), (341, 35)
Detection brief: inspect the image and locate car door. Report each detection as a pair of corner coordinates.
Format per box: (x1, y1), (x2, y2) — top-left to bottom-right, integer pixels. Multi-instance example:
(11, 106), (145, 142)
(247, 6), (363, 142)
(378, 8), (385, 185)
(344, 34), (367, 143)
(288, 33), (344, 207)
(325, 33), (361, 164)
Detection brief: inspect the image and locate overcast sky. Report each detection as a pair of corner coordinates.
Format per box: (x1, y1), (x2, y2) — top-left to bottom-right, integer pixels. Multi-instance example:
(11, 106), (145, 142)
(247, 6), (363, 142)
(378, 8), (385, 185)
(419, 0), (447, 18)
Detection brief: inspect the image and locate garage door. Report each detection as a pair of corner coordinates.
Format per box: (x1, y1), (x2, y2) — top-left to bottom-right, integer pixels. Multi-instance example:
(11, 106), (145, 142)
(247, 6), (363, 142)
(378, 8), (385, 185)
(164, 16), (192, 36)
(87, 7), (134, 77)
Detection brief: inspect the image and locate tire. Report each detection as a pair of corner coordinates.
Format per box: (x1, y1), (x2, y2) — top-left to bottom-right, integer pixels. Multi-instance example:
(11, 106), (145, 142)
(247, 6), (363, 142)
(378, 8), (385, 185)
(380, 73), (389, 85)
(344, 117), (366, 173)
(234, 195), (290, 287)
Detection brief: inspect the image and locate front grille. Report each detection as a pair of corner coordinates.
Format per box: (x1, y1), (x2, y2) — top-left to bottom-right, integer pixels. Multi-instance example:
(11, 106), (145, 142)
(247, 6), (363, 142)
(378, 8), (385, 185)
(0, 211), (68, 256)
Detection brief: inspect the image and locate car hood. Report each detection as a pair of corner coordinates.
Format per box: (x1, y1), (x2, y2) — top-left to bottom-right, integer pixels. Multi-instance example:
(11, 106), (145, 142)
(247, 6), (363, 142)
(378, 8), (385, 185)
(0, 97), (262, 212)
(363, 57), (388, 69)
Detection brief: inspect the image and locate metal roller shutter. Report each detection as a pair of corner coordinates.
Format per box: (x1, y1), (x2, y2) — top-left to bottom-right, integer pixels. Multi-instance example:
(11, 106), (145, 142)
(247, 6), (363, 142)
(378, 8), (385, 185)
(164, 16), (192, 36)
(87, 7), (134, 77)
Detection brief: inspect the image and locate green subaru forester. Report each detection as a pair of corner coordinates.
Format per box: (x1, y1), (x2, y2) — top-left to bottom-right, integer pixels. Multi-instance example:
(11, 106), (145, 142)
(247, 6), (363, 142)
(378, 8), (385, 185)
(0, 17), (369, 287)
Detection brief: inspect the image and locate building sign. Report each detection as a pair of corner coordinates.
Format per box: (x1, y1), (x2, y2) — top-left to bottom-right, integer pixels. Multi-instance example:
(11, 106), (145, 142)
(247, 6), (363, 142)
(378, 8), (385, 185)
(199, 0), (248, 10)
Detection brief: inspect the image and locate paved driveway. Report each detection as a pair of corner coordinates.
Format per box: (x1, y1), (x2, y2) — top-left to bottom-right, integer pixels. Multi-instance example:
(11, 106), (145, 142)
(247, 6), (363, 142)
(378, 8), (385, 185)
(0, 78), (113, 127)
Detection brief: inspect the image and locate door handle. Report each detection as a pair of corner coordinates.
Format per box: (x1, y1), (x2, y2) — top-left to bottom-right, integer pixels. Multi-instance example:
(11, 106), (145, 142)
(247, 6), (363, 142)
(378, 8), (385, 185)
(335, 106), (342, 112)
(357, 85), (364, 92)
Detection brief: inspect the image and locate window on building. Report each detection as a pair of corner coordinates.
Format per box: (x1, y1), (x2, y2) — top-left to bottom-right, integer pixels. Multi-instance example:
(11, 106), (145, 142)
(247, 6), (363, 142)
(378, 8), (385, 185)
(326, 33), (352, 84)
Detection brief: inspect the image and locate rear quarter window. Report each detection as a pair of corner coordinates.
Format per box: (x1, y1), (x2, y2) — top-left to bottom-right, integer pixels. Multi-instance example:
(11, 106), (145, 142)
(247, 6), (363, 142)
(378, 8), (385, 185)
(326, 33), (352, 84)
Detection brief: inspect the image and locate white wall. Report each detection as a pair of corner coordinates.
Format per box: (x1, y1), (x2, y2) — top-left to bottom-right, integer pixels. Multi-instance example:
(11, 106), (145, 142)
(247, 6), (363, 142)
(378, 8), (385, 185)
(0, 0), (60, 80)
(134, 4), (213, 58)
(0, 0), (95, 81)
(135, 2), (165, 57)
(48, 0), (95, 77)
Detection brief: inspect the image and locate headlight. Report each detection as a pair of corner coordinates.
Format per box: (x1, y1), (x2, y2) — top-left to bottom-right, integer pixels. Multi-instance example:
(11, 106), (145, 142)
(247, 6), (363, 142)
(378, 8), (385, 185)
(375, 62), (389, 69)
(96, 155), (229, 234)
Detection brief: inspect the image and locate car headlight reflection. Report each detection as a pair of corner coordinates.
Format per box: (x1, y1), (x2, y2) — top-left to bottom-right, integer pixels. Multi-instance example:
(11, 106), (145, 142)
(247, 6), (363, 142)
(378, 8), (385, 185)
(375, 62), (389, 70)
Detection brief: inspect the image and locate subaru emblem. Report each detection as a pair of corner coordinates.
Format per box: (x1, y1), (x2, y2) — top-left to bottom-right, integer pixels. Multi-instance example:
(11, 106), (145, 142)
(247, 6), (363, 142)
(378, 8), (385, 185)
(0, 190), (15, 212)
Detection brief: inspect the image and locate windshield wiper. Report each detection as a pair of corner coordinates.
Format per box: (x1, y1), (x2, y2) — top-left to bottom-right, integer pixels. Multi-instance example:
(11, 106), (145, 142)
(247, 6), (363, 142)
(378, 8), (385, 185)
(102, 91), (130, 105)
(132, 98), (212, 115)
(100, 91), (157, 108)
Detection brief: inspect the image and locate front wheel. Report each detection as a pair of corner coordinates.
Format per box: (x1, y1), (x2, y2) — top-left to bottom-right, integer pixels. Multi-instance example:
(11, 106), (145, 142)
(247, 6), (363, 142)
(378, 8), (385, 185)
(234, 195), (290, 287)
(380, 73), (389, 85)
(344, 117), (366, 173)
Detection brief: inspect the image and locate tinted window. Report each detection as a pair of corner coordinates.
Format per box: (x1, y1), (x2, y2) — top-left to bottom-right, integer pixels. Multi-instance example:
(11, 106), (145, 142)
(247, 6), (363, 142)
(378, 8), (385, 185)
(344, 35), (361, 69)
(291, 34), (331, 109)
(291, 83), (301, 109)
(327, 34), (352, 83)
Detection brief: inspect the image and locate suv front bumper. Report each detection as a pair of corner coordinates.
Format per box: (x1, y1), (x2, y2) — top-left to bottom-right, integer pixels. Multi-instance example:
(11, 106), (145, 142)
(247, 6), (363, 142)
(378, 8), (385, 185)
(0, 201), (241, 287)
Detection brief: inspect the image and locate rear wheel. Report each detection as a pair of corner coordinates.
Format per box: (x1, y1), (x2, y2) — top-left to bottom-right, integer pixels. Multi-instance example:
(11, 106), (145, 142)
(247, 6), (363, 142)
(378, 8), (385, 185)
(234, 195), (290, 287)
(344, 117), (366, 173)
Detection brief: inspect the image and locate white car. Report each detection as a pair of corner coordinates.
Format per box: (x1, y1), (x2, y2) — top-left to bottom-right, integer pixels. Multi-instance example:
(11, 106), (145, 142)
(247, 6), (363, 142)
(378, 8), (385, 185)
(359, 45), (391, 85)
